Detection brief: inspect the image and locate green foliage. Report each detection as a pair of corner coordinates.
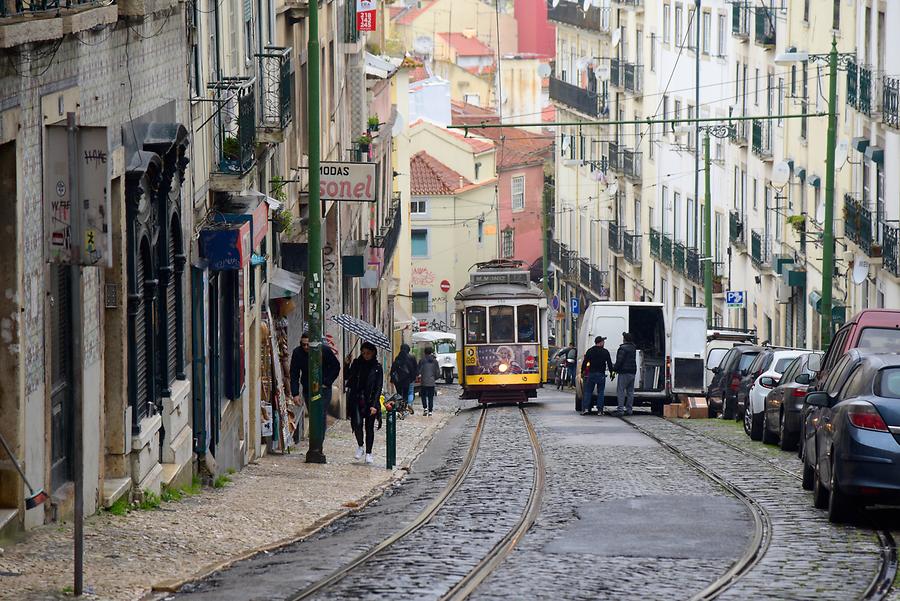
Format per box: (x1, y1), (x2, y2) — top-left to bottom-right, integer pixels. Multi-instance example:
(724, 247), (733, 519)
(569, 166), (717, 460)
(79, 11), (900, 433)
(356, 132), (373, 146)
(273, 208), (294, 235)
(367, 116), (380, 129)
(226, 467), (236, 475)
(106, 496), (130, 516)
(213, 474), (232, 489)
(138, 490), (161, 511)
(787, 214), (806, 231)
(222, 135), (240, 160)
(270, 175), (288, 203)
(161, 486), (183, 503)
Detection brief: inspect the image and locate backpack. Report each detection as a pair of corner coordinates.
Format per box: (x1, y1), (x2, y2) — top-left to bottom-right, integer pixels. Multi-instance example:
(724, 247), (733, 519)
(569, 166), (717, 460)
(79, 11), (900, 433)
(391, 354), (412, 383)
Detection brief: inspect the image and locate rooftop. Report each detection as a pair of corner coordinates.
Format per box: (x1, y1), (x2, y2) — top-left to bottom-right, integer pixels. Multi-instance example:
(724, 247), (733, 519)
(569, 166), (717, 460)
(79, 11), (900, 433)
(437, 32), (495, 57)
(410, 151), (473, 195)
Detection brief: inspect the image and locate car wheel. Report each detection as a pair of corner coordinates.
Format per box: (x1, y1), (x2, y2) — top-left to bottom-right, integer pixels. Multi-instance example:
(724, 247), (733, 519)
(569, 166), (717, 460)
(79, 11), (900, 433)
(761, 412), (778, 445)
(778, 411), (797, 452)
(744, 407), (763, 440)
(722, 394), (734, 420)
(802, 460), (815, 491)
(828, 459), (855, 524)
(813, 467), (829, 509)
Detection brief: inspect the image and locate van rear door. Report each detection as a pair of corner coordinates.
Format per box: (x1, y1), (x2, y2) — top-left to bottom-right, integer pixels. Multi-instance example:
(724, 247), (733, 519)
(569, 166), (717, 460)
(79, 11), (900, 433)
(671, 307), (707, 395)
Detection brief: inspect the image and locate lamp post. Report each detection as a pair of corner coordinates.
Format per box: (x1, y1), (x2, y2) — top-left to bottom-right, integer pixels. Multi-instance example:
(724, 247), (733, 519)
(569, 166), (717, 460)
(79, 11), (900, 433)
(775, 39), (854, 349)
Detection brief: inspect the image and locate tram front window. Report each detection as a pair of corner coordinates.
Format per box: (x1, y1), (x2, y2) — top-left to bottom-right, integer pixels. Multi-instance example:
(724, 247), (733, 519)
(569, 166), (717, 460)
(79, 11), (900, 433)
(489, 306), (515, 343)
(466, 307), (487, 344)
(517, 305), (537, 342)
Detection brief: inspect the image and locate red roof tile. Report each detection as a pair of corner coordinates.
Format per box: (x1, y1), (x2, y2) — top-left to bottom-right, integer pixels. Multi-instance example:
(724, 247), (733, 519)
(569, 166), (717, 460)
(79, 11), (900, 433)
(410, 151), (472, 195)
(394, 2), (434, 26)
(437, 32), (495, 57)
(465, 126), (554, 169)
(541, 104), (556, 123)
(409, 65), (429, 83)
(450, 100), (499, 126)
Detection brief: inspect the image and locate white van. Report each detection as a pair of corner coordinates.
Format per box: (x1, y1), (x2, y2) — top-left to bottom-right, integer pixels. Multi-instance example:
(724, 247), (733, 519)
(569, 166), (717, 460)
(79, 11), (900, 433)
(575, 302), (706, 414)
(411, 331), (457, 383)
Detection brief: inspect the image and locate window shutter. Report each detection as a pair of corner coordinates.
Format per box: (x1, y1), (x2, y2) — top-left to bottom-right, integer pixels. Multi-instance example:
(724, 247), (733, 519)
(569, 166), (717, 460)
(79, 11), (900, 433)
(135, 251), (150, 420)
(167, 231), (178, 385)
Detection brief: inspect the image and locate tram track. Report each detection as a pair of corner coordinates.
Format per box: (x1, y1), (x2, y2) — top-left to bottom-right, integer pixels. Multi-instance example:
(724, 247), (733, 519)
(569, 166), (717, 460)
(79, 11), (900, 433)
(286, 405), (545, 601)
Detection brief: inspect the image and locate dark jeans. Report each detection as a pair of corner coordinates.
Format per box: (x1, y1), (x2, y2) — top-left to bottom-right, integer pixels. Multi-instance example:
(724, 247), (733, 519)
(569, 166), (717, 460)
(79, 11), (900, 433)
(350, 405), (377, 453)
(420, 386), (435, 412)
(616, 373), (636, 414)
(583, 371), (606, 413)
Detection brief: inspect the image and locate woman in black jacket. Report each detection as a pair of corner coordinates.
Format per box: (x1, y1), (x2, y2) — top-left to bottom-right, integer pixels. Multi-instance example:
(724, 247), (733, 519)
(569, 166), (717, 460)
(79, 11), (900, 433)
(346, 341), (384, 464)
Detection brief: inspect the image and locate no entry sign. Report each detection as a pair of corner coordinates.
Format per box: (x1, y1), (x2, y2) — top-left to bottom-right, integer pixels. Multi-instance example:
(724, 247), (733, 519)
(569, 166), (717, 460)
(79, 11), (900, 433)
(440, 279), (451, 292)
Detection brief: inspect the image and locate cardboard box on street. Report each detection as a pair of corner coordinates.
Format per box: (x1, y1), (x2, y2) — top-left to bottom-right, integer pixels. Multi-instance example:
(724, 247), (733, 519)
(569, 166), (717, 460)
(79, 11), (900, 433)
(682, 407), (708, 419)
(687, 396), (708, 410)
(663, 403), (683, 418)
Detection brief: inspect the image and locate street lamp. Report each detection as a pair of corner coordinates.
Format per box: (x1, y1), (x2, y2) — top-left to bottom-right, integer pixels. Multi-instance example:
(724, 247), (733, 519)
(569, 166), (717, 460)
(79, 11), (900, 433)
(775, 39), (855, 349)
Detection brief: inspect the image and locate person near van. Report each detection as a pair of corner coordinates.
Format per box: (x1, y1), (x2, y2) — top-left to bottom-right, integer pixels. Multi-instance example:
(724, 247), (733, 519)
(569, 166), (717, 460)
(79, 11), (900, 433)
(346, 342), (383, 464)
(565, 342), (578, 387)
(290, 333), (341, 440)
(613, 332), (638, 416)
(418, 347), (441, 416)
(389, 343), (418, 410)
(581, 336), (614, 415)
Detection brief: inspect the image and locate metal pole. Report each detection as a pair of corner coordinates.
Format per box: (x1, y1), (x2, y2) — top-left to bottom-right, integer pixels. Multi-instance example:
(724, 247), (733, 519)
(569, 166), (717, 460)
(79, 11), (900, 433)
(820, 39), (838, 350)
(542, 182), (550, 300)
(305, 4), (326, 464)
(703, 129), (713, 326)
(67, 112), (85, 596)
(694, 0), (701, 259)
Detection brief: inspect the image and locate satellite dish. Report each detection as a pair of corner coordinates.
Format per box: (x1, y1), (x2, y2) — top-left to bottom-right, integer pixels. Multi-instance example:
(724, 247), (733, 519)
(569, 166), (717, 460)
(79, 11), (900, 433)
(551, 0), (559, 7)
(611, 28), (621, 48)
(835, 139), (849, 166)
(391, 111), (405, 137)
(772, 161), (791, 187)
(594, 64), (610, 79)
(852, 255), (870, 284)
(582, 0), (590, 12)
(537, 63), (551, 78)
(816, 198), (825, 224)
(606, 180), (619, 197)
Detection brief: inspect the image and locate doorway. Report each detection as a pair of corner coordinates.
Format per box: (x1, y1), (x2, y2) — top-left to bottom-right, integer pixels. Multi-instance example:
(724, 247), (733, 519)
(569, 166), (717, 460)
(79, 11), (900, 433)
(49, 264), (74, 490)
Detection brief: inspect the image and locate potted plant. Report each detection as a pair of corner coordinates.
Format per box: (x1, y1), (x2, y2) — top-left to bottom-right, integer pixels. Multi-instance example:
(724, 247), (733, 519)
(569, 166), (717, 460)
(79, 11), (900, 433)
(356, 133), (373, 153)
(273, 208), (294, 235)
(270, 175), (288, 203)
(787, 214), (806, 233)
(222, 135), (240, 161)
(367, 116), (380, 132)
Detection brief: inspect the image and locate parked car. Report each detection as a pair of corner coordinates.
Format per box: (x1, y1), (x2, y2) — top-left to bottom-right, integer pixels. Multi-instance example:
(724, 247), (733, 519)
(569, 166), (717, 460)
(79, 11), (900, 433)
(802, 352), (900, 523)
(705, 328), (758, 390)
(743, 349), (808, 440)
(706, 344), (763, 419)
(808, 309), (900, 390)
(761, 352), (822, 451)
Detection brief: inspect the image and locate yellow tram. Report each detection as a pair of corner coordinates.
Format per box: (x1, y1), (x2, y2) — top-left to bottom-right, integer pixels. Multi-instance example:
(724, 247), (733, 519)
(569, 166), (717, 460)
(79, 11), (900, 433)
(455, 260), (549, 403)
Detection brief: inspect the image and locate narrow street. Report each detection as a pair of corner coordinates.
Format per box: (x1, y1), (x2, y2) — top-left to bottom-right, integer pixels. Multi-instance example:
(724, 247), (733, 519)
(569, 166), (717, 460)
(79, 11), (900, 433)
(156, 387), (897, 601)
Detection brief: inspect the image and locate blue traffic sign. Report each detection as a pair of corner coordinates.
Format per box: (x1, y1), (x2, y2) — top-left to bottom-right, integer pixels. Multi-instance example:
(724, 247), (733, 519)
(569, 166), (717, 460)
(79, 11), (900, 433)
(551, 295), (560, 311)
(725, 290), (746, 308)
(570, 297), (580, 315)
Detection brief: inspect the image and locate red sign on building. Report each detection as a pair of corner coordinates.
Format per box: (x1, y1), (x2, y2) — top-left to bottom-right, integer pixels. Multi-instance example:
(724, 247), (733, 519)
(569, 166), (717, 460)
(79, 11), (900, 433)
(356, 0), (376, 31)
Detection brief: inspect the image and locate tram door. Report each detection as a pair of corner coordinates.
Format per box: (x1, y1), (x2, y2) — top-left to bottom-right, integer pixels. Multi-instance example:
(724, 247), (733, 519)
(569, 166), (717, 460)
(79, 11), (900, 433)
(50, 264), (75, 490)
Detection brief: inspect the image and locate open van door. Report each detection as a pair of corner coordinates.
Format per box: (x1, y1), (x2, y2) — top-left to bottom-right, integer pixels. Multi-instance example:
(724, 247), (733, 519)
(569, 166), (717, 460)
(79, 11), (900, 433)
(671, 307), (707, 396)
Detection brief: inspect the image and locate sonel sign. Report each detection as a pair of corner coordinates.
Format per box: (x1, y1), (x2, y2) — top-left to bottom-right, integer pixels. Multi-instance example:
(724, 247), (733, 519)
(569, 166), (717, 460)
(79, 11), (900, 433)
(320, 161), (377, 202)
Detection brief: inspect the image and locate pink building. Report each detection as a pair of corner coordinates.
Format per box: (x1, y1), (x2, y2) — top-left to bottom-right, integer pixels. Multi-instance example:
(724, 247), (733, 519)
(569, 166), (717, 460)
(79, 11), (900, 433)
(514, 0), (556, 58)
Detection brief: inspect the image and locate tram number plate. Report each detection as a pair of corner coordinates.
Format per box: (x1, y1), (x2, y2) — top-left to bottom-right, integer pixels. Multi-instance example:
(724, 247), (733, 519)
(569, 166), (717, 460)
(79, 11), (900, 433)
(464, 348), (477, 366)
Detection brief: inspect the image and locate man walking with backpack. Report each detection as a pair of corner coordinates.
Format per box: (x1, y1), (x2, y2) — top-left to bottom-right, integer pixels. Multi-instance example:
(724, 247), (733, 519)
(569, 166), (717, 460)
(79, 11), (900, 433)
(389, 343), (418, 412)
(613, 332), (638, 416)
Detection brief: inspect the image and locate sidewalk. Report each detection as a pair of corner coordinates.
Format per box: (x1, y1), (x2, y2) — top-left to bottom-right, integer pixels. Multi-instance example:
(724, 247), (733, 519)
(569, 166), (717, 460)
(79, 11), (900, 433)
(0, 407), (454, 601)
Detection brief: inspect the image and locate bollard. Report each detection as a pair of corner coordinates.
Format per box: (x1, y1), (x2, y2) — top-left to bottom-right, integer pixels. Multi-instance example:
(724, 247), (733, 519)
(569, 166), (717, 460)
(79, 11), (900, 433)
(386, 407), (397, 469)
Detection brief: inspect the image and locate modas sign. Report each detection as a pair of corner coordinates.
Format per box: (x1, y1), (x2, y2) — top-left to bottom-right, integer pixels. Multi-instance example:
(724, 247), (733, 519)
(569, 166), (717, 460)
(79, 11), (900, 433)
(320, 162), (377, 202)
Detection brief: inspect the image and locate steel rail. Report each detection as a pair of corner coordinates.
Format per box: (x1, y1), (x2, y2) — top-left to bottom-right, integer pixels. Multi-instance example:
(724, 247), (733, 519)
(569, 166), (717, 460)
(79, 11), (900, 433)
(665, 419), (898, 601)
(619, 416), (772, 601)
(286, 408), (489, 601)
(441, 407), (546, 601)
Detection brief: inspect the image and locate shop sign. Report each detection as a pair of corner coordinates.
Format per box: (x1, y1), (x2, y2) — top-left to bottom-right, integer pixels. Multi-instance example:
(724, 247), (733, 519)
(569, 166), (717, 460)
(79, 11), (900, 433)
(320, 161), (377, 202)
(357, 0), (376, 31)
(199, 222), (251, 270)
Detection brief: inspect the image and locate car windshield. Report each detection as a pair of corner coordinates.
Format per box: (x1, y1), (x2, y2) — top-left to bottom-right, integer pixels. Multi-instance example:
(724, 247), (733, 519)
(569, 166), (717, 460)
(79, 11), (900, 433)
(857, 328), (900, 353)
(738, 352), (760, 372)
(877, 368), (900, 399)
(774, 357), (796, 373)
(435, 342), (455, 354)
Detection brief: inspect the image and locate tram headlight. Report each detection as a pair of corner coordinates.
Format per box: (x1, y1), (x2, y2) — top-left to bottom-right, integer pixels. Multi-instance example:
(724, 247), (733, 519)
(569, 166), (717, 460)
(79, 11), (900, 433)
(498, 362), (509, 373)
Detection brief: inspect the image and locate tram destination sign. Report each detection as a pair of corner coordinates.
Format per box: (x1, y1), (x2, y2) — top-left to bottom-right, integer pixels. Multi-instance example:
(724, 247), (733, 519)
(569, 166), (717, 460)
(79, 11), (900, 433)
(470, 271), (530, 286)
(320, 161), (377, 202)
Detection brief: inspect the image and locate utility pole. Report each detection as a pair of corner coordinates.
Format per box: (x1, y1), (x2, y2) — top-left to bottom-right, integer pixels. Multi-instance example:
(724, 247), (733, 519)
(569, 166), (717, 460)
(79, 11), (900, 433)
(542, 181), (550, 300)
(694, 0), (701, 263)
(820, 39), (838, 350)
(306, 3), (325, 464)
(703, 129), (712, 326)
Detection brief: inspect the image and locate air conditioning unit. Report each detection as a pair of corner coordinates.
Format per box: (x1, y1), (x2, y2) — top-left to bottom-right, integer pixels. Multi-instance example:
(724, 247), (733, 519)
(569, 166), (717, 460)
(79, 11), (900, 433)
(775, 275), (792, 304)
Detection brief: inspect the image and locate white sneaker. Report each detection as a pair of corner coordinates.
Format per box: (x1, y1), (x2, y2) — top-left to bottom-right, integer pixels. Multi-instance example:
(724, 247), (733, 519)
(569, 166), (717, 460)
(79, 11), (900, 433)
(355, 446), (364, 460)
(365, 453), (374, 464)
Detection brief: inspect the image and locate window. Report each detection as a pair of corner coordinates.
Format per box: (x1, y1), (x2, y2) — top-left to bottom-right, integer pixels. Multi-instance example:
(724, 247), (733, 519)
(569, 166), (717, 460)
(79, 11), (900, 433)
(832, 0), (840, 30)
(411, 229), (428, 257)
(687, 197), (696, 247)
(477, 218), (484, 244)
(803, 0), (810, 21)
(465, 307), (487, 344)
(411, 197), (427, 215)
(675, 5), (683, 45)
(511, 175), (525, 211)
(489, 306), (515, 343)
(662, 95), (669, 134)
(754, 68), (760, 105)
(501, 228), (515, 258)
(673, 192), (682, 241)
(517, 305), (538, 343)
(650, 33), (657, 72)
(412, 291), (430, 314)
(777, 78), (784, 125)
(735, 62), (740, 103)
(661, 185), (669, 232)
(475, 162), (481, 180)
(858, 327), (900, 353)
(876, 368), (900, 399)
(702, 12), (711, 54)
(463, 93), (481, 106)
(717, 13), (726, 56)
(686, 104), (694, 149)
(663, 4), (671, 44)
(876, 164), (885, 244)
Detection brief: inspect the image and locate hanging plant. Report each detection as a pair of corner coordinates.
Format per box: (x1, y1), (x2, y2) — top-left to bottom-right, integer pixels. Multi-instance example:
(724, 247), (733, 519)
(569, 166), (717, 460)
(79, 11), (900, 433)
(356, 133), (373, 152)
(367, 116), (380, 131)
(270, 175), (288, 203)
(787, 214), (806, 232)
(273, 208), (294, 235)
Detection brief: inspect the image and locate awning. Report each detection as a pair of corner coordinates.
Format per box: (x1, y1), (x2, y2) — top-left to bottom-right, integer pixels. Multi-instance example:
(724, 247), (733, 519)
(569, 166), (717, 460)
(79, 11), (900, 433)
(269, 266), (304, 298)
(808, 290), (822, 312)
(365, 52), (398, 79)
(865, 146), (884, 164)
(796, 167), (806, 183)
(808, 174), (821, 188)
(853, 137), (870, 154)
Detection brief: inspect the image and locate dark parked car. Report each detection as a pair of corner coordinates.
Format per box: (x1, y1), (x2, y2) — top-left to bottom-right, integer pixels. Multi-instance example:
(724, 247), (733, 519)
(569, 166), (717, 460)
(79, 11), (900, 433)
(802, 352), (900, 523)
(706, 344), (762, 419)
(762, 352), (822, 450)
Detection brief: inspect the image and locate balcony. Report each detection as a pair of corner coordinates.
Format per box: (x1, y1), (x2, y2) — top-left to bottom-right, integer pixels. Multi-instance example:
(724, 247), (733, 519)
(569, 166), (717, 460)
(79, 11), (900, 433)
(673, 242), (687, 275)
(550, 238), (562, 269)
(751, 119), (772, 159)
(649, 228), (661, 259)
(843, 194), (874, 256)
(729, 210), (745, 247)
(622, 149), (642, 181)
(589, 265), (610, 300)
(686, 248), (702, 283)
(613, 0), (642, 10)
(610, 58), (622, 89)
(546, 0), (610, 33)
(609, 221), (623, 254)
(374, 198), (402, 268)
(579, 258), (591, 287)
(847, 61), (858, 108)
(624, 63), (642, 96)
(751, 229), (772, 268)
(256, 47), (293, 142)
(754, 7), (775, 47)
(549, 76), (608, 119)
(0, 0), (118, 47)
(624, 232), (641, 265)
(730, 119), (748, 146)
(208, 77), (257, 189)
(884, 76), (899, 129)
(732, 3), (749, 39)
(607, 141), (621, 172)
(661, 234), (673, 267)
(859, 66), (872, 115)
(885, 225), (900, 277)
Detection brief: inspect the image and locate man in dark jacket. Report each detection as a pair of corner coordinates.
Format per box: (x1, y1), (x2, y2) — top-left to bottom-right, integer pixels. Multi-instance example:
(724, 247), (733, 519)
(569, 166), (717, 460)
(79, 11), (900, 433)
(290, 333), (341, 439)
(346, 341), (383, 464)
(581, 336), (614, 415)
(613, 332), (638, 416)
(418, 347), (441, 416)
(389, 343), (418, 409)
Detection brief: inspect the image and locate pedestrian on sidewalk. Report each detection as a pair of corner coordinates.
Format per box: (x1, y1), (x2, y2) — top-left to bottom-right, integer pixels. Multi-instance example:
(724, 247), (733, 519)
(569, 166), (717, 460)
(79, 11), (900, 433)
(418, 347), (441, 416)
(290, 333), (342, 441)
(613, 332), (638, 416)
(346, 341), (383, 464)
(389, 343), (418, 412)
(581, 336), (614, 415)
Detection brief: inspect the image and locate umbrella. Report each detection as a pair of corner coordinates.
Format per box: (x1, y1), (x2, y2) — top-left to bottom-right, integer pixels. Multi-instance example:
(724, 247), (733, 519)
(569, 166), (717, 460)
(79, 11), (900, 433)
(329, 314), (391, 351)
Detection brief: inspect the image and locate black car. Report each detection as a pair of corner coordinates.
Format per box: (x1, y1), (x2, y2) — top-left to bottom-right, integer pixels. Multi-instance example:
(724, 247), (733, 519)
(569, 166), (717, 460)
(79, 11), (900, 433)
(761, 352), (822, 451)
(735, 347), (799, 421)
(706, 344), (762, 419)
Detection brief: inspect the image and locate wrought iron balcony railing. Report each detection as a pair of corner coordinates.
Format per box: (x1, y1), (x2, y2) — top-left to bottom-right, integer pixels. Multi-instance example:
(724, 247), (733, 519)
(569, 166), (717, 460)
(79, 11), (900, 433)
(751, 229), (772, 268)
(610, 57), (622, 89)
(729, 210), (745, 247)
(859, 66), (872, 115)
(884, 225), (900, 277)
(607, 140), (621, 172)
(609, 221), (623, 254)
(550, 239), (562, 268)
(549, 76), (608, 118)
(624, 232), (641, 265)
(686, 247), (702, 283)
(661, 233), (673, 267)
(732, 3), (749, 38)
(624, 63), (642, 95)
(623, 149), (642, 181)
(884, 76), (899, 129)
(546, 0), (610, 32)
(673, 242), (687, 275)
(847, 60), (858, 108)
(589, 266), (610, 299)
(843, 194), (874, 256)
(256, 47), (293, 132)
(0, 0), (97, 17)
(754, 6), (775, 46)
(579, 258), (591, 287)
(649, 228), (661, 259)
(751, 119), (772, 159)
(730, 119), (748, 146)
(209, 77), (257, 176)
(376, 199), (403, 268)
